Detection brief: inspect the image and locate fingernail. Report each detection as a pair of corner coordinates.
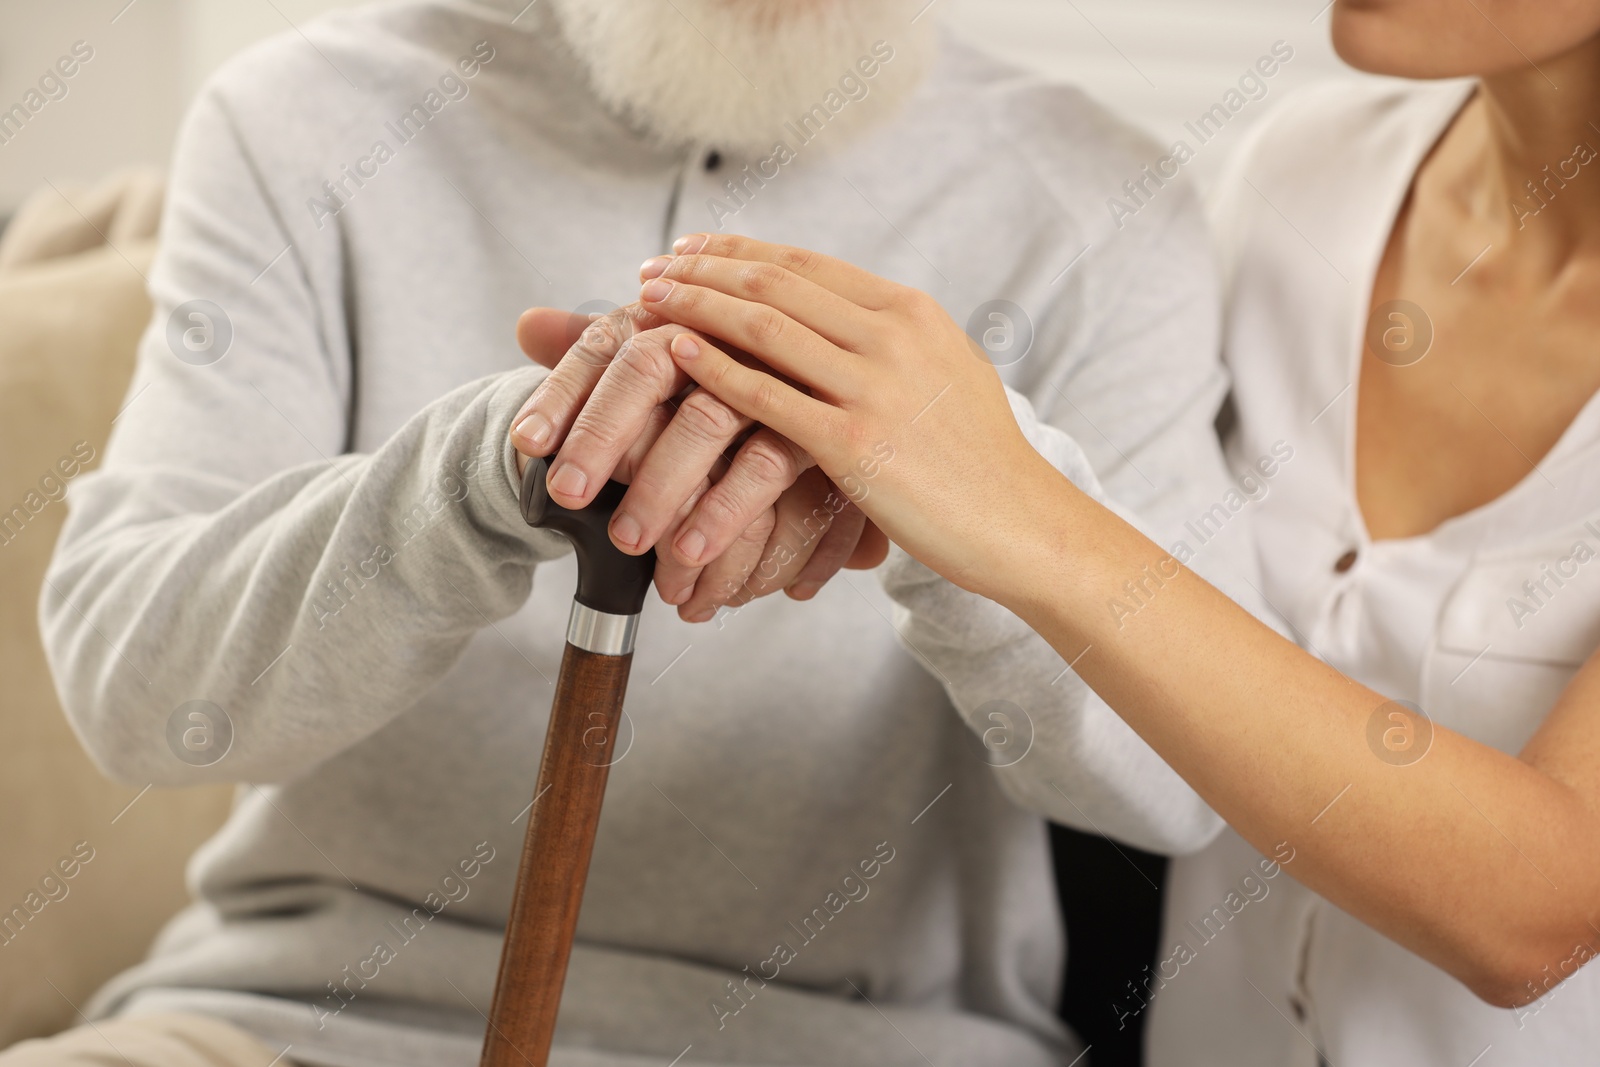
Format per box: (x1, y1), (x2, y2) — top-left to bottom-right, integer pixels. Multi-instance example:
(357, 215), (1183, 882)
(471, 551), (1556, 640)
(671, 334), (701, 361)
(548, 464), (588, 500)
(640, 255), (672, 280)
(512, 411), (553, 450)
(789, 582), (822, 601)
(611, 511), (642, 549)
(641, 278), (674, 303)
(676, 528), (707, 564)
(673, 234), (708, 255)
(686, 608), (716, 624)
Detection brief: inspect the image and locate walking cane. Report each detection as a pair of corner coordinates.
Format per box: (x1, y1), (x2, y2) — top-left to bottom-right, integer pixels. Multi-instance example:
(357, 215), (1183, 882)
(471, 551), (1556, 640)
(479, 455), (656, 1067)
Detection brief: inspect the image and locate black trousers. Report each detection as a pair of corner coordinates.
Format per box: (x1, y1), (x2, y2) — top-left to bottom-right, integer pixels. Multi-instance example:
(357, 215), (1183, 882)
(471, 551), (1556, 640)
(1051, 824), (1169, 1067)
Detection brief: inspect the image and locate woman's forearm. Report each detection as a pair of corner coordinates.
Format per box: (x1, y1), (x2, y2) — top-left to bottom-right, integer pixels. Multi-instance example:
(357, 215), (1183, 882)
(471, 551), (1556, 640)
(631, 233), (1600, 1005)
(995, 467), (1600, 1007)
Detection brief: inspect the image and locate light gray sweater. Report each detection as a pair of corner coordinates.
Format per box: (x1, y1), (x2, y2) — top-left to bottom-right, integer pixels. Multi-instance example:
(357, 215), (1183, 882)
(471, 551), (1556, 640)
(42, 2), (1259, 1065)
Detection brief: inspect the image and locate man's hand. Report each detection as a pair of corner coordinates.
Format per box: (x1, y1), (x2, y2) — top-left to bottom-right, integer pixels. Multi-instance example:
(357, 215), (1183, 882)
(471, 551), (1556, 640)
(509, 303), (885, 621)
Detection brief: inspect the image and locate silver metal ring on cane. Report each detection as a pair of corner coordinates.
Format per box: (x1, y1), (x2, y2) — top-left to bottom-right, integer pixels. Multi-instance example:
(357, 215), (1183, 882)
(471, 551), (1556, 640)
(566, 603), (640, 656)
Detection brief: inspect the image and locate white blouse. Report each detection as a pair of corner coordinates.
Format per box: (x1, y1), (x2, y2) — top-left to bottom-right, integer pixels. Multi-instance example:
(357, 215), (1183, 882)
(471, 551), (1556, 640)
(1147, 78), (1600, 1066)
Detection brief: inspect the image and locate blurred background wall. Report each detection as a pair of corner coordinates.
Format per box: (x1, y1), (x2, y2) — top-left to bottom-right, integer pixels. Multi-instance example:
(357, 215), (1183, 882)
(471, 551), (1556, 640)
(0, 0), (1365, 218)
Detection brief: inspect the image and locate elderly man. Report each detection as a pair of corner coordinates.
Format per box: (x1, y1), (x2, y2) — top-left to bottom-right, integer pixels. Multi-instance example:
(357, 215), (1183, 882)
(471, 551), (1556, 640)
(17, 0), (1254, 1065)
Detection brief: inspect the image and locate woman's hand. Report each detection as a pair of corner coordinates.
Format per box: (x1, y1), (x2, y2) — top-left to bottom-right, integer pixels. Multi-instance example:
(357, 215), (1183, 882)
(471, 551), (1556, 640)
(636, 234), (1067, 597)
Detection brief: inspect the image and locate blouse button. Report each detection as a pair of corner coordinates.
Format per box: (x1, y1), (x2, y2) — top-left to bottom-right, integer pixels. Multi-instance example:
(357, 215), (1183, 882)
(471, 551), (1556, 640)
(1333, 548), (1359, 574)
(704, 150), (723, 172)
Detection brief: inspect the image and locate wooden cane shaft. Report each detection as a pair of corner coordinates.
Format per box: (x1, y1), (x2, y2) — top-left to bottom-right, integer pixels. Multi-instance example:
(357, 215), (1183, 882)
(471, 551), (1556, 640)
(479, 642), (634, 1067)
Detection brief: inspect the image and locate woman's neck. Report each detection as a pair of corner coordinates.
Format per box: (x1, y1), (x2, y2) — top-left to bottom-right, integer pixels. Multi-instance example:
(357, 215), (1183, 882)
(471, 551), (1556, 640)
(1463, 36), (1600, 261)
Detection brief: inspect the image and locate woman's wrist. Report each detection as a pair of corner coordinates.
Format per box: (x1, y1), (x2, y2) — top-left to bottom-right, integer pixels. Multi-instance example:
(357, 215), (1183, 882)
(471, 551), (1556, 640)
(975, 457), (1176, 648)
(969, 455), (1100, 615)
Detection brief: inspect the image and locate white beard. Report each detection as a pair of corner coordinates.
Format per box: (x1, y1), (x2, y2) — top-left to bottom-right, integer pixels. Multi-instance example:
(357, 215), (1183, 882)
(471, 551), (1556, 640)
(547, 0), (938, 157)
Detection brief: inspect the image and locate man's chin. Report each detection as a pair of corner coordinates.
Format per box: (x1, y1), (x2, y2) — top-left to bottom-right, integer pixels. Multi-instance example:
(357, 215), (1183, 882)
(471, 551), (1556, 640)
(548, 0), (937, 158)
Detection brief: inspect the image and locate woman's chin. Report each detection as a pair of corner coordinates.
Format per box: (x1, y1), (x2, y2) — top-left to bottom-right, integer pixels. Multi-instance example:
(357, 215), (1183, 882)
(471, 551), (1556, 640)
(1331, 1), (1600, 81)
(1331, 13), (1467, 78)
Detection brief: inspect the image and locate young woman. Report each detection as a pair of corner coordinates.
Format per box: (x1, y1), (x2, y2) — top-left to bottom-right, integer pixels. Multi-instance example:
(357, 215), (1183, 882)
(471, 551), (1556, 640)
(623, 3), (1600, 1062)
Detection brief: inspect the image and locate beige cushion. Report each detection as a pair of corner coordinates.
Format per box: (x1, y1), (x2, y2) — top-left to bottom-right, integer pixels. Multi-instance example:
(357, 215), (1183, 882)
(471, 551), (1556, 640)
(0, 172), (233, 1047)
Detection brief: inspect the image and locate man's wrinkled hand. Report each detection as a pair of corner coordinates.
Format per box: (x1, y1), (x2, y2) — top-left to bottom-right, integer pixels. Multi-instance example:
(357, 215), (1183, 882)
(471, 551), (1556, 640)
(509, 303), (886, 621)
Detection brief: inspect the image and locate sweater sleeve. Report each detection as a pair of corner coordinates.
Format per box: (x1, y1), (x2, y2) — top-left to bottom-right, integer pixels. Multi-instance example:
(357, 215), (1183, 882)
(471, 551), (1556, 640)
(39, 85), (568, 787)
(880, 175), (1266, 856)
